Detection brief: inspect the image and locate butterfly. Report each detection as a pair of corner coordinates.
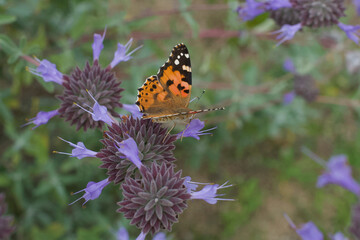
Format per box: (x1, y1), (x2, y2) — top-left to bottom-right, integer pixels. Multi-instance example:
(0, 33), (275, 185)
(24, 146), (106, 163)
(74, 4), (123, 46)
(135, 43), (224, 123)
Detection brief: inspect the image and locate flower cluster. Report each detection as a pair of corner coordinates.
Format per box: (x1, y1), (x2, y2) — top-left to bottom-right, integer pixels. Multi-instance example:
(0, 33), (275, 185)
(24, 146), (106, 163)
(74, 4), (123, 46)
(26, 28), (142, 131)
(0, 193), (15, 239)
(237, 0), (360, 45)
(282, 58), (319, 105)
(40, 29), (232, 239)
(285, 149), (360, 239)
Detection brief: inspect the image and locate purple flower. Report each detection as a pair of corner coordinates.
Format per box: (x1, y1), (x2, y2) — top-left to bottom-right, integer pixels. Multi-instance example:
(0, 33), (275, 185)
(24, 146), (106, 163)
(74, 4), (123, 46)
(266, 0), (292, 10)
(75, 90), (114, 125)
(92, 28), (106, 61)
(152, 232), (166, 240)
(237, 0), (266, 21)
(70, 178), (110, 205)
(284, 214), (324, 240)
(115, 137), (141, 169)
(23, 110), (59, 129)
(136, 232), (146, 240)
(317, 155), (360, 196)
(116, 227), (129, 240)
(28, 58), (63, 85)
(272, 23), (302, 46)
(122, 104), (143, 119)
(110, 38), (142, 68)
(176, 119), (217, 140)
(56, 137), (97, 159)
(184, 176), (199, 193)
(190, 182), (233, 204)
(338, 22), (360, 45)
(283, 91), (296, 105)
(283, 58), (296, 73)
(331, 232), (348, 240)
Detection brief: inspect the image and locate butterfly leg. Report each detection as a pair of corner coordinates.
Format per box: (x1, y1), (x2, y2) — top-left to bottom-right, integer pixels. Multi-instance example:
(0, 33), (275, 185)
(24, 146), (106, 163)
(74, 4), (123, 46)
(163, 121), (176, 143)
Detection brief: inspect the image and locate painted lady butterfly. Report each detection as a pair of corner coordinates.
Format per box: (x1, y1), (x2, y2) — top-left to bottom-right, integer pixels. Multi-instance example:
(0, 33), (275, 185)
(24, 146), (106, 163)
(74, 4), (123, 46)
(135, 43), (224, 122)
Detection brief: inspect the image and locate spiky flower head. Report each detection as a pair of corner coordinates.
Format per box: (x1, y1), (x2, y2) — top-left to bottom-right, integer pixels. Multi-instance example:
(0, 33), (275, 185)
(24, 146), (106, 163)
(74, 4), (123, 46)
(117, 162), (191, 235)
(350, 202), (360, 239)
(0, 194), (15, 239)
(294, 74), (319, 102)
(289, 0), (346, 28)
(270, 7), (301, 26)
(57, 61), (123, 131)
(97, 117), (177, 184)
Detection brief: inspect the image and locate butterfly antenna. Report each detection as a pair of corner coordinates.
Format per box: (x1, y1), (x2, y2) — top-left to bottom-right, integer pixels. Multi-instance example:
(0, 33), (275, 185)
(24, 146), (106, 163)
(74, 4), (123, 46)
(190, 90), (206, 106)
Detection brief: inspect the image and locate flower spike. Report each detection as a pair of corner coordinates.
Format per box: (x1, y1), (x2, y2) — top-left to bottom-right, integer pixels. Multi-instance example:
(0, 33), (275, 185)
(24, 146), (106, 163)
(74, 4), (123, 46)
(92, 27), (107, 61)
(28, 58), (64, 85)
(176, 119), (217, 140)
(338, 22), (360, 45)
(55, 137), (97, 159)
(272, 23), (302, 46)
(190, 181), (234, 204)
(110, 38), (142, 68)
(23, 110), (59, 129)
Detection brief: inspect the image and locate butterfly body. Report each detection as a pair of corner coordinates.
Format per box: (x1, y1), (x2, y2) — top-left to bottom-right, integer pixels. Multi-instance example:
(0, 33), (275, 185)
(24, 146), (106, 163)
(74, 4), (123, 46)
(136, 43), (224, 122)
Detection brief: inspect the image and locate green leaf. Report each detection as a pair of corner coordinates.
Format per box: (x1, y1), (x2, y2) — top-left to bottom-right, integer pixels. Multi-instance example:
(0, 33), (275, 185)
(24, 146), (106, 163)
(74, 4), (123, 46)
(0, 14), (16, 25)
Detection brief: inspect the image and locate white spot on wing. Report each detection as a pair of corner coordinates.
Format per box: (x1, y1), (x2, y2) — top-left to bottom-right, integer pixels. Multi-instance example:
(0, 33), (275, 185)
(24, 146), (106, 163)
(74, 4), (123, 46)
(180, 53), (184, 56)
(177, 55), (180, 59)
(174, 59), (180, 65)
(185, 53), (189, 58)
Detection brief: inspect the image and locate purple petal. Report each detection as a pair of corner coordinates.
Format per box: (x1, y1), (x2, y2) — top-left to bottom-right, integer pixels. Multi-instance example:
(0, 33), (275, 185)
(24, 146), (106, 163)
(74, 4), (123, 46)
(354, 0), (360, 16)
(266, 0), (292, 10)
(152, 232), (166, 240)
(70, 178), (110, 205)
(122, 104), (143, 119)
(283, 58), (296, 73)
(29, 59), (63, 85)
(110, 38), (142, 68)
(272, 23), (302, 46)
(190, 182), (233, 204)
(317, 155), (360, 196)
(296, 222), (324, 240)
(176, 119), (216, 140)
(92, 102), (114, 125)
(283, 91), (296, 105)
(116, 138), (142, 169)
(92, 28), (106, 61)
(116, 227), (129, 240)
(237, 0), (266, 21)
(184, 176), (199, 193)
(338, 22), (360, 45)
(23, 110), (59, 129)
(331, 232), (348, 240)
(71, 142), (98, 159)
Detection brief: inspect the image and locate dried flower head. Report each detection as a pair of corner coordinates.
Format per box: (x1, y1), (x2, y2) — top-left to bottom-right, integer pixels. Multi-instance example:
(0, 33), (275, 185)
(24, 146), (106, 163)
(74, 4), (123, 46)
(97, 117), (177, 184)
(117, 162), (191, 235)
(0, 194), (15, 239)
(57, 61), (123, 131)
(294, 74), (319, 102)
(289, 0), (346, 28)
(270, 7), (301, 26)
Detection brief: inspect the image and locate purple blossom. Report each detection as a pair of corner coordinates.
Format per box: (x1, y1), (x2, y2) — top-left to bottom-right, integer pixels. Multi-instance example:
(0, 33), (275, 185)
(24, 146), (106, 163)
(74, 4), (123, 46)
(136, 232), (146, 240)
(110, 38), (142, 68)
(115, 137), (141, 169)
(92, 28), (106, 61)
(56, 137), (97, 159)
(331, 232), (348, 240)
(176, 119), (217, 140)
(236, 0), (266, 21)
(70, 178), (110, 205)
(272, 23), (302, 46)
(28, 58), (63, 85)
(116, 227), (129, 240)
(184, 176), (199, 193)
(317, 155), (360, 196)
(266, 0), (292, 10)
(284, 214), (324, 240)
(152, 232), (166, 240)
(338, 22), (360, 45)
(23, 110), (59, 129)
(283, 58), (296, 73)
(283, 91), (296, 105)
(122, 104), (143, 119)
(190, 182), (233, 204)
(75, 90), (114, 125)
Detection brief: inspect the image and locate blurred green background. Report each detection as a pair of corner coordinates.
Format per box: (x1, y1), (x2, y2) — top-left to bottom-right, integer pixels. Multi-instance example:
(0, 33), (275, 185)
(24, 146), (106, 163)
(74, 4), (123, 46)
(1, 0), (360, 239)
